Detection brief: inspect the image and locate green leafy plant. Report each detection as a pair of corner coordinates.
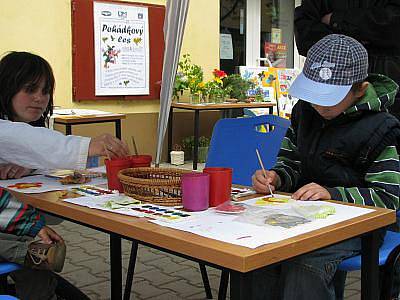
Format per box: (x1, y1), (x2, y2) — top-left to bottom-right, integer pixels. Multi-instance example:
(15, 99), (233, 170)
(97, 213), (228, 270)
(199, 136), (210, 147)
(182, 136), (194, 152)
(205, 69), (231, 99)
(173, 54), (204, 98)
(223, 74), (254, 100)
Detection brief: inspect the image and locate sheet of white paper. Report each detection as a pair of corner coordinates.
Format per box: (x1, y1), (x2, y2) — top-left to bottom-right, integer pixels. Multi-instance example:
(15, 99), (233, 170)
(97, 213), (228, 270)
(220, 33), (233, 60)
(151, 197), (375, 248)
(0, 175), (107, 194)
(52, 109), (112, 116)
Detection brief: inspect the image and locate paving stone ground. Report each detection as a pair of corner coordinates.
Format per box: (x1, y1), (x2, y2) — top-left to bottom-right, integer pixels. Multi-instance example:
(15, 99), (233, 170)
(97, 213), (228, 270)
(52, 162), (361, 299)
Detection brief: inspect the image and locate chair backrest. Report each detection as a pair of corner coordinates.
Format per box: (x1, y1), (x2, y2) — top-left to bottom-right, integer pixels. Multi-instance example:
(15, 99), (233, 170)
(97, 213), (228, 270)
(206, 115), (290, 186)
(0, 262), (20, 275)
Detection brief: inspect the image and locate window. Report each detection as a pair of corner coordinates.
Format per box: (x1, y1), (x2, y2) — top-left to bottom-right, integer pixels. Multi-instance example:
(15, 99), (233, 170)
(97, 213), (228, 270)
(220, 0), (246, 74)
(220, 0), (295, 73)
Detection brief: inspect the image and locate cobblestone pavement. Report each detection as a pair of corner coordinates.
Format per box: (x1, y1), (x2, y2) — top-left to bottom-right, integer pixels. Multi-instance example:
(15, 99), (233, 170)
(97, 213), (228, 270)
(52, 162), (361, 299)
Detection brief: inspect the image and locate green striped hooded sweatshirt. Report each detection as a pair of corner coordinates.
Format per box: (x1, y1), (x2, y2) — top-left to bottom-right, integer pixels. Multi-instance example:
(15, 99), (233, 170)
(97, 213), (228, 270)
(273, 74), (400, 209)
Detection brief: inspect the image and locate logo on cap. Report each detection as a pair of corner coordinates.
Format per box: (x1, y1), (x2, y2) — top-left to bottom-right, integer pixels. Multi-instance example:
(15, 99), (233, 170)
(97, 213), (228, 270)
(319, 68), (332, 80)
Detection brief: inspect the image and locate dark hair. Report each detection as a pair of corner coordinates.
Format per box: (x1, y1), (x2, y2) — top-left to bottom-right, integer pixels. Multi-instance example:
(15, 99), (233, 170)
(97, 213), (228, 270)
(0, 51), (54, 127)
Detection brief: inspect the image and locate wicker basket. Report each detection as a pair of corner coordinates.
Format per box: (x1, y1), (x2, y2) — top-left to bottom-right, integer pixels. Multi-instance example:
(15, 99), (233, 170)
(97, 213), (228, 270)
(118, 167), (191, 206)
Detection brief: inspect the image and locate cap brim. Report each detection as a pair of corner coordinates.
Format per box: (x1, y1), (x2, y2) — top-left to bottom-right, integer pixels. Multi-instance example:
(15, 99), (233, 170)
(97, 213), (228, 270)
(289, 72), (351, 106)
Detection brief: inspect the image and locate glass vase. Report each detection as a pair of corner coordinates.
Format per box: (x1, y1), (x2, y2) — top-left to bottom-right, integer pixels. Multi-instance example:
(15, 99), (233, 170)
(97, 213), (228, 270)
(190, 94), (201, 104)
(210, 94), (224, 104)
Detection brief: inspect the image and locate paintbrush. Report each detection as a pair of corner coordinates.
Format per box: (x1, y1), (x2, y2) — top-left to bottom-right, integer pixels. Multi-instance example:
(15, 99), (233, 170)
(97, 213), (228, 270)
(255, 149), (275, 197)
(131, 136), (139, 156)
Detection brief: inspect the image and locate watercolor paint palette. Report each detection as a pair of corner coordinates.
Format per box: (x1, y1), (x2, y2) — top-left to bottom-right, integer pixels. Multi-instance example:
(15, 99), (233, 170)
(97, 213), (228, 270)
(231, 187), (257, 200)
(69, 185), (116, 197)
(130, 204), (194, 223)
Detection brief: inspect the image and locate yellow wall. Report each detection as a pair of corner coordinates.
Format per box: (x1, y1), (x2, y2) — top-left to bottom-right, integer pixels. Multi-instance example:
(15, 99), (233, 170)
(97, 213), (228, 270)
(0, 0), (220, 158)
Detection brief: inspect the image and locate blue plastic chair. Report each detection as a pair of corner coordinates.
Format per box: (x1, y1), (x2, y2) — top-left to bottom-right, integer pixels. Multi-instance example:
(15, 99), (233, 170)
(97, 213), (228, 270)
(206, 115), (290, 186)
(338, 212), (400, 300)
(0, 296), (18, 299)
(205, 115), (290, 300)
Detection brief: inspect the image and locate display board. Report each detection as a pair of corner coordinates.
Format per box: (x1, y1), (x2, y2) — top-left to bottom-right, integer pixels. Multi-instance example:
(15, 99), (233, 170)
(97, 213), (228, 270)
(71, 0), (165, 101)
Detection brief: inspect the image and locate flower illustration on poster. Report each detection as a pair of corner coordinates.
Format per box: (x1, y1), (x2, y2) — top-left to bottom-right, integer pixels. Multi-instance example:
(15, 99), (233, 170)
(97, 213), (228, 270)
(102, 45), (121, 68)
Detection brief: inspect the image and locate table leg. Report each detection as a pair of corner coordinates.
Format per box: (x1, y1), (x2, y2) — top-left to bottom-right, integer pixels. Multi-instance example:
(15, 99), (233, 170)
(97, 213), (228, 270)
(110, 234), (122, 300)
(115, 120), (122, 140)
(167, 108), (173, 163)
(268, 106), (273, 115)
(193, 110), (200, 170)
(66, 125), (72, 135)
(230, 270), (253, 300)
(124, 241), (139, 300)
(361, 230), (379, 300)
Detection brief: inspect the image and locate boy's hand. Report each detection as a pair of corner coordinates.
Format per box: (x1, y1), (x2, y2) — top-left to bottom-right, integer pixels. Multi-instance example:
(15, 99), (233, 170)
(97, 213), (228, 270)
(89, 133), (130, 158)
(252, 169), (281, 194)
(292, 183), (331, 200)
(37, 226), (63, 244)
(0, 163), (32, 179)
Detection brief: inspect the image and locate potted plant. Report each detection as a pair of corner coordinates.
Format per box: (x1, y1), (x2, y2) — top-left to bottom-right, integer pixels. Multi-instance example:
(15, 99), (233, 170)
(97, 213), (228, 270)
(205, 69), (230, 103)
(198, 136), (210, 163)
(223, 74), (254, 101)
(181, 135), (210, 163)
(173, 54), (205, 103)
(181, 135), (194, 161)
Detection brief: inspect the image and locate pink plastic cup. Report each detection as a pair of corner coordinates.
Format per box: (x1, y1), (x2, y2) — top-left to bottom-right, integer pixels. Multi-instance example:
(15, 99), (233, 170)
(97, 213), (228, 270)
(181, 172), (210, 211)
(203, 167), (232, 207)
(104, 158), (132, 192)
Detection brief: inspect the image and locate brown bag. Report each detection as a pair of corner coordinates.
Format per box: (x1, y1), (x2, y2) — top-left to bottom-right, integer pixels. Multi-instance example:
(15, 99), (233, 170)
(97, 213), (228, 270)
(24, 240), (66, 273)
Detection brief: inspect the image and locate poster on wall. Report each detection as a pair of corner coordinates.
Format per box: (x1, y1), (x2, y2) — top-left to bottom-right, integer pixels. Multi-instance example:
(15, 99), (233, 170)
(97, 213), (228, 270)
(93, 2), (149, 96)
(239, 66), (276, 102)
(264, 42), (287, 68)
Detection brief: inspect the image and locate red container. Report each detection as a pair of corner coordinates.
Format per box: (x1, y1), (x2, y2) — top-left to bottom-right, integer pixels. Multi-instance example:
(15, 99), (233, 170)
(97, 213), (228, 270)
(104, 158), (132, 192)
(203, 167), (232, 207)
(129, 155), (152, 167)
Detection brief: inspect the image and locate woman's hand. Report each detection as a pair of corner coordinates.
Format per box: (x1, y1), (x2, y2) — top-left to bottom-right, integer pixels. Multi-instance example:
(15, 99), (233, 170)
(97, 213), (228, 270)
(252, 169), (281, 194)
(89, 133), (130, 158)
(37, 226), (63, 244)
(0, 163), (32, 179)
(292, 182), (331, 200)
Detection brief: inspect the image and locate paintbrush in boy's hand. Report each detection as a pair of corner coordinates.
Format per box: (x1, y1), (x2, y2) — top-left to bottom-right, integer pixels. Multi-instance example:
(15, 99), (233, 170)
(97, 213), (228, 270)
(255, 149), (275, 197)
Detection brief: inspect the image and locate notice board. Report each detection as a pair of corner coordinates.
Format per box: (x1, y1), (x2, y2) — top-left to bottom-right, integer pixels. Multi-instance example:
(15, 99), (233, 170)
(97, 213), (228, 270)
(71, 0), (165, 101)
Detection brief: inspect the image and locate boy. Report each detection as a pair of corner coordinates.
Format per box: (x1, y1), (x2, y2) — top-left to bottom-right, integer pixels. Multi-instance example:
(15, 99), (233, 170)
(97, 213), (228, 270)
(252, 34), (400, 299)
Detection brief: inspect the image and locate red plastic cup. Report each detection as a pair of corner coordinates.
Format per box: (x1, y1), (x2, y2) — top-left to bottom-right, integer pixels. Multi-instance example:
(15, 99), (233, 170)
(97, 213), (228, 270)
(203, 167), (232, 207)
(104, 158), (132, 192)
(181, 172), (210, 211)
(129, 155), (152, 167)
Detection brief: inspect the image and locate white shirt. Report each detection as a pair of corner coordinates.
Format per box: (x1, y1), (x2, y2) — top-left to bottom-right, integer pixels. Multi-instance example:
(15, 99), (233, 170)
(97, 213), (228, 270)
(0, 119), (90, 170)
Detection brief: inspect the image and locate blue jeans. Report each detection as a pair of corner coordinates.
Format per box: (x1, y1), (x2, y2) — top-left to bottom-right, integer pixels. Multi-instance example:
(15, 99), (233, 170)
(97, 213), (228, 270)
(251, 231), (385, 300)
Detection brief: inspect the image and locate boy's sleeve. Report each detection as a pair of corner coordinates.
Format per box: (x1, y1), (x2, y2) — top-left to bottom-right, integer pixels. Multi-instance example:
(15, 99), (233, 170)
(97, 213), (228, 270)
(327, 146), (400, 210)
(0, 188), (45, 237)
(271, 126), (302, 192)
